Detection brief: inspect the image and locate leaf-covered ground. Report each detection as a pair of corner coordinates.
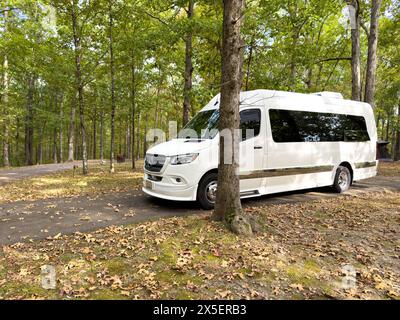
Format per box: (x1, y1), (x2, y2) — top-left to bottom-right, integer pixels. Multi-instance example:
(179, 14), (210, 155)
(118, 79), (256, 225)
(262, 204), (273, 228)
(0, 161), (143, 204)
(0, 161), (399, 300)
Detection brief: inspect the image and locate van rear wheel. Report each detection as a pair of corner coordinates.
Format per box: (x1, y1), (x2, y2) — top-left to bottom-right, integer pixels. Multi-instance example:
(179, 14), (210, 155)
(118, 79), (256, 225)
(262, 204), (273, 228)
(333, 166), (351, 193)
(197, 173), (218, 210)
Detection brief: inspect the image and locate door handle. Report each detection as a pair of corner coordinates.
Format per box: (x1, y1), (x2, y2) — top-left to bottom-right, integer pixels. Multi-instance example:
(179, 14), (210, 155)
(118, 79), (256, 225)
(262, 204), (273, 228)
(254, 145), (263, 149)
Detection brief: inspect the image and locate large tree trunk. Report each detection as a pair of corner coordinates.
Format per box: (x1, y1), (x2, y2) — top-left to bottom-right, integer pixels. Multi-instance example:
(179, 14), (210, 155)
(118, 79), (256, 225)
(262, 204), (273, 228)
(213, 0), (252, 235)
(109, 0), (116, 173)
(131, 55), (136, 169)
(71, 2), (88, 174)
(2, 7), (10, 167)
(67, 95), (76, 162)
(347, 0), (362, 101)
(25, 75), (35, 166)
(182, 0), (194, 126)
(364, 0), (382, 108)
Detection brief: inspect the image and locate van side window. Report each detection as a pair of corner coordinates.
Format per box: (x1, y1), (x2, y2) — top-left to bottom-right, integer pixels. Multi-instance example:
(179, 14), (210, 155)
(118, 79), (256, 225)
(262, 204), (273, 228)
(240, 109), (261, 141)
(269, 109), (370, 143)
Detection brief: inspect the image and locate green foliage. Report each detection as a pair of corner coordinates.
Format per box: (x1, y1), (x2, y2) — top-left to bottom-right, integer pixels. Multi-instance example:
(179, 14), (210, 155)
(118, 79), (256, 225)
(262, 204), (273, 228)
(0, 0), (399, 166)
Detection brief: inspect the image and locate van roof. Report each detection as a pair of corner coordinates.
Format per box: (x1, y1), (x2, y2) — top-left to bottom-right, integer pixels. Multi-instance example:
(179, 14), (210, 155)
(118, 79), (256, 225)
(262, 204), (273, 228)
(200, 89), (372, 114)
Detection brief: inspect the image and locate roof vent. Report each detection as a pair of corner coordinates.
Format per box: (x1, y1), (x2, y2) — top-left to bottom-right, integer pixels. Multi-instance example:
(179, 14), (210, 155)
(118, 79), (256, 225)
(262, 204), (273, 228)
(311, 91), (343, 99)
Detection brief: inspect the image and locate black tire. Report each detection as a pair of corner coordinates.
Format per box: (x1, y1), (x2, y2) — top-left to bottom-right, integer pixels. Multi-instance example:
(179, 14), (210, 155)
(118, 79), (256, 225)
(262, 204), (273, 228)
(333, 166), (351, 193)
(197, 172), (218, 210)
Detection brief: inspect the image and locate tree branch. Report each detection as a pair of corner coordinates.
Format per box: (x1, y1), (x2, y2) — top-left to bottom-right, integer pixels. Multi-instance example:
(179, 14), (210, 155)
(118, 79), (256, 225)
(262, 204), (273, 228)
(316, 57), (351, 64)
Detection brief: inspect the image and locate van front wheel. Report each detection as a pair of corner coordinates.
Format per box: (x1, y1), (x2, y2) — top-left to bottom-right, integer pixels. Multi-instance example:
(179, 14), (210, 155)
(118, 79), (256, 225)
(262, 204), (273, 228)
(333, 166), (351, 193)
(197, 173), (218, 210)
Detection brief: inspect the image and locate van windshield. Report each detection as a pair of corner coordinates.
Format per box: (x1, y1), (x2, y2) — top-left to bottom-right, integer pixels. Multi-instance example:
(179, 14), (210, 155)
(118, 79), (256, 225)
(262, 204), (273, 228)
(178, 109), (220, 139)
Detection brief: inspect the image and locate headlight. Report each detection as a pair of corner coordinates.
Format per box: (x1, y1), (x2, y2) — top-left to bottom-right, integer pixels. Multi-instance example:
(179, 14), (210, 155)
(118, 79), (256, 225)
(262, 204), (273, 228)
(170, 153), (199, 165)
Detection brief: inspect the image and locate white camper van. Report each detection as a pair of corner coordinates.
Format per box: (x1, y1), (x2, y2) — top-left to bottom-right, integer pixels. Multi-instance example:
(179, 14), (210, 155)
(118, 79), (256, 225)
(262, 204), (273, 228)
(143, 90), (377, 209)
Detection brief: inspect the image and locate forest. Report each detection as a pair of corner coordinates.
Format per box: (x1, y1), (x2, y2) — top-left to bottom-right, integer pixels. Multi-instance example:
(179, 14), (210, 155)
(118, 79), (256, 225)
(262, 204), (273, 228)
(0, 0), (399, 172)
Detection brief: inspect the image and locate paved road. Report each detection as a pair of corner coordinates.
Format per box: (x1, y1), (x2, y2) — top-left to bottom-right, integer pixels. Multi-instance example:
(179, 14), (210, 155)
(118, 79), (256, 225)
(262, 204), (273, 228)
(0, 175), (399, 245)
(0, 162), (81, 185)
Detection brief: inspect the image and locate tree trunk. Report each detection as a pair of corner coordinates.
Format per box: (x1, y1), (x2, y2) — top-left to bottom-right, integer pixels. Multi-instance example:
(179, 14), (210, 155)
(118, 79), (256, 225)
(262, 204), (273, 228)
(182, 0), (194, 126)
(15, 118), (20, 166)
(59, 93), (64, 162)
(347, 0), (362, 101)
(38, 126), (43, 165)
(100, 110), (104, 162)
(364, 0), (382, 108)
(289, 32), (299, 90)
(131, 55), (136, 169)
(143, 113), (148, 155)
(67, 95), (76, 162)
(212, 0), (252, 235)
(2, 7), (10, 167)
(394, 105), (400, 161)
(93, 103), (97, 159)
(136, 112), (141, 160)
(245, 35), (254, 91)
(25, 75), (35, 166)
(71, 2), (88, 174)
(53, 127), (58, 164)
(53, 95), (58, 164)
(109, 0), (116, 173)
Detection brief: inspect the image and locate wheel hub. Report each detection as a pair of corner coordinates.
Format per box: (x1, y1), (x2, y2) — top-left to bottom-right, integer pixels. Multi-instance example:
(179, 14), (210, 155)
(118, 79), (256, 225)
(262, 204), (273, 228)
(338, 171), (349, 188)
(205, 181), (218, 203)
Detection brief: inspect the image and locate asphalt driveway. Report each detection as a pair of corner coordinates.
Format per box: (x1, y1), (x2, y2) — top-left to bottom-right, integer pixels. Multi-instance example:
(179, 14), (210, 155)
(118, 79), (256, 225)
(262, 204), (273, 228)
(0, 174), (398, 245)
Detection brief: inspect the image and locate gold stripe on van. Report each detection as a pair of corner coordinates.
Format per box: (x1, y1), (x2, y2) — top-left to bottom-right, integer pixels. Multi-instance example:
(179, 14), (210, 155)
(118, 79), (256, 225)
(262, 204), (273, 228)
(354, 161), (377, 169)
(240, 165), (334, 180)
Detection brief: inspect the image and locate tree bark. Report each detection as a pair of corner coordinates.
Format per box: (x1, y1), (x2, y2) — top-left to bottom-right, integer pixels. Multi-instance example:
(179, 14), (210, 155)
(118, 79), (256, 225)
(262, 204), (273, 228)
(2, 7), (10, 167)
(182, 0), (194, 126)
(109, 0), (116, 173)
(364, 0), (382, 108)
(71, 1), (88, 174)
(212, 0), (252, 235)
(347, 0), (362, 101)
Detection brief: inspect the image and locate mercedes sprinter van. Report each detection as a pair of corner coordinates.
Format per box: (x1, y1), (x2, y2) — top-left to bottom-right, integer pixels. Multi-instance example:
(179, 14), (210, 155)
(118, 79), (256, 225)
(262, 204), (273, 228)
(143, 90), (377, 209)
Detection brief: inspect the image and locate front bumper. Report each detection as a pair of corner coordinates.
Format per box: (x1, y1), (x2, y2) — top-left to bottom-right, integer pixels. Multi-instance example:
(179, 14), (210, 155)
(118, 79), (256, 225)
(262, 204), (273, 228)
(142, 179), (197, 201)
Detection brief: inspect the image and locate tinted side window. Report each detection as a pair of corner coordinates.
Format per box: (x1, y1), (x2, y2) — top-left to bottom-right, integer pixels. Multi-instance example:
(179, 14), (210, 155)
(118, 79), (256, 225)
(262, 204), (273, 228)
(269, 109), (370, 143)
(342, 115), (370, 141)
(240, 109), (261, 141)
(268, 109), (302, 142)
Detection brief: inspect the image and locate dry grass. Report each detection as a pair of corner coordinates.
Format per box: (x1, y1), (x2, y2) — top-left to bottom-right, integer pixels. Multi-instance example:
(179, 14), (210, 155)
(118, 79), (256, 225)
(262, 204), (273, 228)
(378, 161), (400, 177)
(0, 161), (144, 204)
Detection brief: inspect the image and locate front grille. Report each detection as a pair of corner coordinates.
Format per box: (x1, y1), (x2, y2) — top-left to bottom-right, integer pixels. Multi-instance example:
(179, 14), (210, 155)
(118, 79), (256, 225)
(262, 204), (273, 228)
(145, 154), (166, 172)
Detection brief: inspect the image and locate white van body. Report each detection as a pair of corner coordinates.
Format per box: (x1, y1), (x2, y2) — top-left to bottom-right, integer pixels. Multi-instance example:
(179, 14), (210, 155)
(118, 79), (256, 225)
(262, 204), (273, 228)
(142, 90), (377, 206)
